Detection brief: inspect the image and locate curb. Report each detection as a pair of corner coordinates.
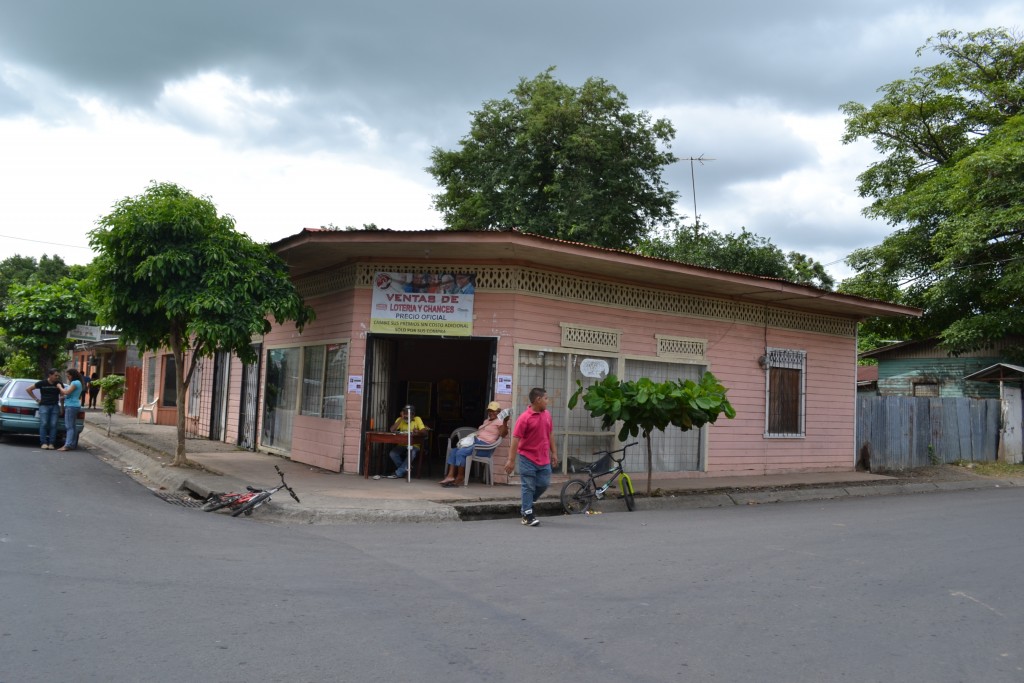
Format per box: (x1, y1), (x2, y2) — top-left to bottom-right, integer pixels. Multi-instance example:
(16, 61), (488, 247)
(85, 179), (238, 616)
(81, 429), (463, 525)
(80, 429), (1024, 524)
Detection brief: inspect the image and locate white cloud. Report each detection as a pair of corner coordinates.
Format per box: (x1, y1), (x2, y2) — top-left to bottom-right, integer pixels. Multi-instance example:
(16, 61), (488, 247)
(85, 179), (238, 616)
(156, 71), (295, 133)
(0, 98), (439, 265)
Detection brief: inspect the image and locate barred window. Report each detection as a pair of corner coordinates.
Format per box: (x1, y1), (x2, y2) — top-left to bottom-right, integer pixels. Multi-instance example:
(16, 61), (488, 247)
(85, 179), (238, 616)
(764, 348), (806, 437)
(145, 355), (157, 403)
(299, 343), (348, 419)
(161, 355), (177, 407)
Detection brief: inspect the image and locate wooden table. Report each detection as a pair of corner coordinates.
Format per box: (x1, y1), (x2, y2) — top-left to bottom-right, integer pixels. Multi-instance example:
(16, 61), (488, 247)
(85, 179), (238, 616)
(363, 431), (426, 478)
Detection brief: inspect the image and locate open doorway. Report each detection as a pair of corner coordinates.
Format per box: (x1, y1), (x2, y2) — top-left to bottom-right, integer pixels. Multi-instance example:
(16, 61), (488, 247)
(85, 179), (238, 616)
(362, 334), (497, 476)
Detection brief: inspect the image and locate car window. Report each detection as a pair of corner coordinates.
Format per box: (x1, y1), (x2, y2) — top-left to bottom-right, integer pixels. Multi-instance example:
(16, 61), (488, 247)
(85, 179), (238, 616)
(3, 380), (35, 398)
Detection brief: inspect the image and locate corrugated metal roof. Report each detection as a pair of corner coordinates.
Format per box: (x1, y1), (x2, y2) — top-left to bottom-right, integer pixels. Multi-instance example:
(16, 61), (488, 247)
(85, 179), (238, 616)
(271, 228), (921, 321)
(963, 363), (1024, 382)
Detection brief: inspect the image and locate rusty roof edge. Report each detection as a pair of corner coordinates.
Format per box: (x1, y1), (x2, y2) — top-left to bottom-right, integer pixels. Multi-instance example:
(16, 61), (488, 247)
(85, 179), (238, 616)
(271, 228), (922, 319)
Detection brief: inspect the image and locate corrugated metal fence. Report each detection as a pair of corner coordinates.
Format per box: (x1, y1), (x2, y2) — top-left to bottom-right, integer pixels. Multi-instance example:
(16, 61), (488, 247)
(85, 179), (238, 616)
(856, 396), (1000, 471)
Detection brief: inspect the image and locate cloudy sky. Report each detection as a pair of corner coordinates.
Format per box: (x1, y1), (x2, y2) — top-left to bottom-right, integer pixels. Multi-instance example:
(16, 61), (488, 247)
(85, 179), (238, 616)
(1, 1), (1020, 280)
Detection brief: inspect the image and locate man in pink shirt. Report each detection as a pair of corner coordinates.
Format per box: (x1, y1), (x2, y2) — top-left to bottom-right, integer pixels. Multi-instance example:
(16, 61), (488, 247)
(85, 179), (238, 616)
(505, 387), (559, 527)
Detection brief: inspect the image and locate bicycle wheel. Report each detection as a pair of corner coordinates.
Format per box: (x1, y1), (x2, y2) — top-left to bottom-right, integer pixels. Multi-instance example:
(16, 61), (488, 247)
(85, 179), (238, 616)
(201, 493), (238, 512)
(560, 479), (593, 514)
(620, 474), (636, 512)
(231, 492), (271, 517)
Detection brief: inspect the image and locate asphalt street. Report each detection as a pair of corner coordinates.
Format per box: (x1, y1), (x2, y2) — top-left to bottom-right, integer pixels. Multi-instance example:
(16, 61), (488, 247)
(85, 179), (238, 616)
(3, 437), (1023, 682)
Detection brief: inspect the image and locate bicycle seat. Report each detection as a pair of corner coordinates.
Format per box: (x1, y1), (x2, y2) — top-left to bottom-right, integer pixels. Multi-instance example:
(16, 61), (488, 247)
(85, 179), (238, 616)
(245, 486), (264, 492)
(582, 453), (616, 474)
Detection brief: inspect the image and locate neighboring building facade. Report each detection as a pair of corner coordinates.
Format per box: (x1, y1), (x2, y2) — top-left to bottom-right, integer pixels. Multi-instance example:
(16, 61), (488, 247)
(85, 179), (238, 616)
(861, 337), (1024, 399)
(70, 329), (141, 408)
(140, 229), (919, 481)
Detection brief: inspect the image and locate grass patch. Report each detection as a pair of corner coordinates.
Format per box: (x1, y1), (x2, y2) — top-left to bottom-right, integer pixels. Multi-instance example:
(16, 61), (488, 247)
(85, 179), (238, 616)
(955, 460), (1024, 477)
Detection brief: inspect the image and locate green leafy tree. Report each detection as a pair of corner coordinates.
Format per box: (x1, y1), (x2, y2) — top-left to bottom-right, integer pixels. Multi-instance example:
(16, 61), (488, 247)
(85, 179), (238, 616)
(839, 28), (1024, 357)
(428, 67), (679, 250)
(568, 372), (736, 495)
(90, 182), (314, 467)
(0, 279), (90, 375)
(640, 223), (835, 289)
(0, 255), (83, 368)
(94, 374), (126, 436)
(0, 255), (38, 308)
(0, 350), (42, 378)
(0, 255), (77, 307)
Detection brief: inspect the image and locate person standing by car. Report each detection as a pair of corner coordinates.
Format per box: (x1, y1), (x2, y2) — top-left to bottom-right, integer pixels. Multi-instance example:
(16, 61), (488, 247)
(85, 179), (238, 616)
(26, 369), (64, 450)
(58, 368), (84, 451)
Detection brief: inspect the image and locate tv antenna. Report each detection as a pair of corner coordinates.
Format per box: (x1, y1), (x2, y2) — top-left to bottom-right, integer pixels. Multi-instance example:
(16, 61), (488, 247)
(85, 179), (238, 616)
(686, 154), (715, 230)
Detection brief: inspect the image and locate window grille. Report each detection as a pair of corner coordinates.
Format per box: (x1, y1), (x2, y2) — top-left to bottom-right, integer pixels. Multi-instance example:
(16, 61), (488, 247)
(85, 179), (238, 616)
(764, 348), (806, 437)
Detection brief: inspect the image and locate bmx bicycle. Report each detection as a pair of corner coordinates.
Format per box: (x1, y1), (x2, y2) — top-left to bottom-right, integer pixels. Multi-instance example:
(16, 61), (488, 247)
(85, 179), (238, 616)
(201, 465), (300, 517)
(559, 442), (637, 514)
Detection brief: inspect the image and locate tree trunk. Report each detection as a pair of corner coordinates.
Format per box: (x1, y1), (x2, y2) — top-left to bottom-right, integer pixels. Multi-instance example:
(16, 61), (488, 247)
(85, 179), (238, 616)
(645, 431), (654, 495)
(169, 330), (190, 467)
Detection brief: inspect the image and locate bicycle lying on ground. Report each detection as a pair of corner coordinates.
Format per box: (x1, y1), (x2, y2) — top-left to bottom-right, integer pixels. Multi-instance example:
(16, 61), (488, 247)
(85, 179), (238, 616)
(201, 465), (300, 517)
(560, 442), (638, 514)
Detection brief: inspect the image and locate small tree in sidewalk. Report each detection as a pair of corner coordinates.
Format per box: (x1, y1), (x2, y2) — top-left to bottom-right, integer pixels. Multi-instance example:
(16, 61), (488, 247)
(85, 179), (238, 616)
(568, 372), (736, 495)
(90, 182), (313, 467)
(94, 374), (126, 436)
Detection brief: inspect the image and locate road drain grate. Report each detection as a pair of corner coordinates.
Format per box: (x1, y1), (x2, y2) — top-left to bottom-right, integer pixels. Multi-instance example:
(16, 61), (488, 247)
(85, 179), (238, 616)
(153, 491), (206, 508)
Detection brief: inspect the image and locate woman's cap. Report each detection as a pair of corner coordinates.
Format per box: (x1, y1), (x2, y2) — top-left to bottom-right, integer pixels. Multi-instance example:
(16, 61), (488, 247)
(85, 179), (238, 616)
(486, 401), (501, 411)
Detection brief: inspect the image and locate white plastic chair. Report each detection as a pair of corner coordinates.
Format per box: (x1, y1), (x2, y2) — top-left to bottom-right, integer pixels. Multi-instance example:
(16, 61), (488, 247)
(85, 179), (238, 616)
(445, 427), (476, 475)
(137, 399), (158, 424)
(464, 436), (503, 486)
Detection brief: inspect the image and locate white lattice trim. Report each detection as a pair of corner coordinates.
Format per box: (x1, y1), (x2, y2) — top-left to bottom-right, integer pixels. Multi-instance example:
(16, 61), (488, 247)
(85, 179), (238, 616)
(560, 323), (621, 352)
(656, 335), (707, 361)
(340, 263), (855, 337)
(294, 264), (357, 299)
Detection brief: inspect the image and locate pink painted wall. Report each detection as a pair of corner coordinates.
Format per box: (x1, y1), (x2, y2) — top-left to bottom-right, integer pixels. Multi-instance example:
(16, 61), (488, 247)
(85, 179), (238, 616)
(169, 276), (858, 479)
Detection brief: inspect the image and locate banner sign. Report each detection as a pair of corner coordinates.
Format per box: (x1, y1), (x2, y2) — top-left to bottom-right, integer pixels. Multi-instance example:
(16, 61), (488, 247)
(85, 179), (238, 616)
(68, 324), (103, 342)
(370, 271), (475, 336)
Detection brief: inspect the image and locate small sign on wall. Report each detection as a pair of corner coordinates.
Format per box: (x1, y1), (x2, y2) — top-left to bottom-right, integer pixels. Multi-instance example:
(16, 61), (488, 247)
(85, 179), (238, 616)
(348, 375), (363, 394)
(496, 374), (512, 394)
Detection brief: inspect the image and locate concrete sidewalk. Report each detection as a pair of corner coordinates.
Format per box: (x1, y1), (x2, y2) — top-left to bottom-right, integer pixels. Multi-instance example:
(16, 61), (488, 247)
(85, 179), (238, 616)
(78, 410), (1024, 524)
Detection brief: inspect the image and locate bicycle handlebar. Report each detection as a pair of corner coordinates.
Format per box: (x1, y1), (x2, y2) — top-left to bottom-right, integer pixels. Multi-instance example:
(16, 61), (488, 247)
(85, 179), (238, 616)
(274, 465), (300, 502)
(591, 442), (638, 456)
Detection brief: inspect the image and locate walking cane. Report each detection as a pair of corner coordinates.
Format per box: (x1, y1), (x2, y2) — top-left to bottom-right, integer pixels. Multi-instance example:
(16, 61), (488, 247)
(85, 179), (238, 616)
(406, 424), (413, 483)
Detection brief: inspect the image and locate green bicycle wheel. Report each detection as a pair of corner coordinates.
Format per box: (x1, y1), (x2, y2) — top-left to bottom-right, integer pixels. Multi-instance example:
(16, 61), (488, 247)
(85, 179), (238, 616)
(620, 473), (636, 511)
(560, 478), (593, 514)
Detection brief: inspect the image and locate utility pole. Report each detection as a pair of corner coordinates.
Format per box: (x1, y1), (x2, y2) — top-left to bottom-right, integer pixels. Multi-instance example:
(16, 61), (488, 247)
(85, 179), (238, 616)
(686, 154), (715, 232)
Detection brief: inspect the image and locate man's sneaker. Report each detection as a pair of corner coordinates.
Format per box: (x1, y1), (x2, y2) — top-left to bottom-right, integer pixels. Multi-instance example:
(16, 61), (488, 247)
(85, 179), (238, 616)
(385, 473), (401, 479)
(521, 510), (540, 527)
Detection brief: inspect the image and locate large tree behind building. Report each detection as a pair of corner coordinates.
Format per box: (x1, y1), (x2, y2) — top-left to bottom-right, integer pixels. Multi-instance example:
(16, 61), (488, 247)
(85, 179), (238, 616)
(640, 223), (835, 290)
(0, 255), (88, 371)
(428, 68), (679, 250)
(838, 28), (1024, 357)
(90, 182), (314, 466)
(0, 279), (90, 375)
(0, 254), (83, 309)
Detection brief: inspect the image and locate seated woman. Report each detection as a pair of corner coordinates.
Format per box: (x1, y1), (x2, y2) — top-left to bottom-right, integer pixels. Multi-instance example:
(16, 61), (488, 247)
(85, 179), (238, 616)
(440, 401), (509, 487)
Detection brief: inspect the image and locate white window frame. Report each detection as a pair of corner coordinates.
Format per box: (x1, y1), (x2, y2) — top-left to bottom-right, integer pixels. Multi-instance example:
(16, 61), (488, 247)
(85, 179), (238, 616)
(763, 347), (806, 438)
